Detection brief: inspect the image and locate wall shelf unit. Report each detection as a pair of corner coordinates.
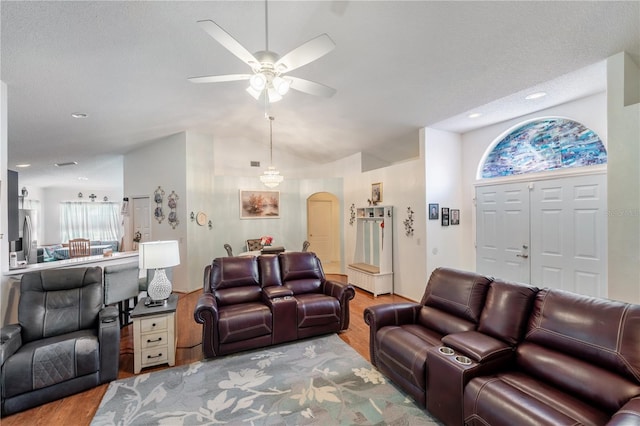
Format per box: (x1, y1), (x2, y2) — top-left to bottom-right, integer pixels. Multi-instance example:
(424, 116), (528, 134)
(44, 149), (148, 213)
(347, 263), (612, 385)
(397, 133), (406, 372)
(347, 206), (393, 296)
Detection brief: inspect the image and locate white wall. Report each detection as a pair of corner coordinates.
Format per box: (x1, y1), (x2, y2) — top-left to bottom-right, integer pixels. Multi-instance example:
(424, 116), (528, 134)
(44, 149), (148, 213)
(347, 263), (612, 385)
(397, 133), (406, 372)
(124, 132), (190, 292)
(459, 92), (608, 272)
(342, 151), (428, 302)
(607, 52), (640, 303)
(424, 128), (466, 277)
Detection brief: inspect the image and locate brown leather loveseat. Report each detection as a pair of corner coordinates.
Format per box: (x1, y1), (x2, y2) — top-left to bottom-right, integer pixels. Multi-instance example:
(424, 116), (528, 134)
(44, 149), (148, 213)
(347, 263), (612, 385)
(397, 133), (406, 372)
(194, 252), (355, 358)
(365, 267), (640, 426)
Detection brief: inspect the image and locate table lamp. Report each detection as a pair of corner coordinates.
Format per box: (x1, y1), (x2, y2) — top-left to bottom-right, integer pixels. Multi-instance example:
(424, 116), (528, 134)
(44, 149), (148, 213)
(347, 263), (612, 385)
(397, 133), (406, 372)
(139, 240), (180, 303)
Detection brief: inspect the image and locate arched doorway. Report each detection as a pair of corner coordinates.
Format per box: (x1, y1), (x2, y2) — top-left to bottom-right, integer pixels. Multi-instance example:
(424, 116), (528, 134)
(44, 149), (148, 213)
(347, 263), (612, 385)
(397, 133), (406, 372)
(307, 192), (341, 273)
(475, 117), (608, 297)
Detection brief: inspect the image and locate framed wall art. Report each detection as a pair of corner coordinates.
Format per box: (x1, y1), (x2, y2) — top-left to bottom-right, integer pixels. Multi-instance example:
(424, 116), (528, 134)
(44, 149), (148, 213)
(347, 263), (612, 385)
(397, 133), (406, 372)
(428, 203), (439, 220)
(239, 190), (280, 219)
(371, 182), (383, 204)
(451, 209), (460, 225)
(441, 207), (450, 226)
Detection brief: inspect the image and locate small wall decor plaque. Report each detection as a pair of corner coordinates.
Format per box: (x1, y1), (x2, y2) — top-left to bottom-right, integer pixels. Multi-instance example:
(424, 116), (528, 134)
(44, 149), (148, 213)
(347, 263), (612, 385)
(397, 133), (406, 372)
(167, 190), (179, 229)
(403, 207), (414, 237)
(451, 209), (460, 225)
(154, 186), (165, 223)
(349, 204), (356, 225)
(371, 182), (383, 205)
(441, 207), (450, 226)
(429, 203), (439, 220)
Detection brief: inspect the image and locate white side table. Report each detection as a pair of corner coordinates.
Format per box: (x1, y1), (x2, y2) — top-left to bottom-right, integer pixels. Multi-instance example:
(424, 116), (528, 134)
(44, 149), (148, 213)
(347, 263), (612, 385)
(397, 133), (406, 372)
(131, 293), (178, 374)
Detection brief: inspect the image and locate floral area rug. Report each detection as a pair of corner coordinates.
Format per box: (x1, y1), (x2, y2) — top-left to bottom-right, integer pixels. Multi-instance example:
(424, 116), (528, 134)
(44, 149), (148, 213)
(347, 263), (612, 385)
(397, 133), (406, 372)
(92, 334), (438, 425)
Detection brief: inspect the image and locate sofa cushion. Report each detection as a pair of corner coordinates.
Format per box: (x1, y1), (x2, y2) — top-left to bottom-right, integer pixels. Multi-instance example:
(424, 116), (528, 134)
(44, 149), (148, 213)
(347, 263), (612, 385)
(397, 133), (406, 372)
(210, 257), (261, 306)
(279, 252), (324, 294)
(217, 303), (272, 344)
(3, 329), (99, 398)
(295, 293), (340, 328)
(525, 288), (640, 383)
(420, 267), (491, 325)
(258, 255), (282, 288)
(477, 279), (538, 346)
(19, 267), (103, 343)
(464, 371), (611, 426)
(417, 306), (477, 336)
(517, 342), (640, 414)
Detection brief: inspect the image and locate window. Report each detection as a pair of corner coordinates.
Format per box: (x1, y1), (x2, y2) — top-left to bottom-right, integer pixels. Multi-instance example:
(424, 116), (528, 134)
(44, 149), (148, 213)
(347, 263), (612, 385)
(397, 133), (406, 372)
(60, 201), (121, 242)
(481, 117), (607, 179)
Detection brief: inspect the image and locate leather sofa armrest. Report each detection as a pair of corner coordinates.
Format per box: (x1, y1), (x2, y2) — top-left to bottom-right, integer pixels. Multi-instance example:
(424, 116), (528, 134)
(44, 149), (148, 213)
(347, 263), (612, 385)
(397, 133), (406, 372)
(98, 306), (120, 383)
(607, 397), (640, 425)
(323, 279), (356, 301)
(323, 280), (356, 331)
(442, 330), (512, 364)
(194, 293), (220, 358)
(0, 324), (22, 366)
(364, 303), (421, 330)
(364, 303), (422, 366)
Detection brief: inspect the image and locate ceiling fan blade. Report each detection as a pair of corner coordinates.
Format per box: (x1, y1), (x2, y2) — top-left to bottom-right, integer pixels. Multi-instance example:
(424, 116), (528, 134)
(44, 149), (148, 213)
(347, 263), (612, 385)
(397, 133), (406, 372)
(275, 34), (335, 73)
(188, 74), (252, 83)
(197, 20), (258, 67)
(288, 76), (336, 98)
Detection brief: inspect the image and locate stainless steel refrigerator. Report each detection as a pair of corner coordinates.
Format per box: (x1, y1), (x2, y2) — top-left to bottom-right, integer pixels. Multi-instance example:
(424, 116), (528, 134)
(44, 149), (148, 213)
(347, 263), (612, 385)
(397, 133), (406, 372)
(19, 209), (39, 264)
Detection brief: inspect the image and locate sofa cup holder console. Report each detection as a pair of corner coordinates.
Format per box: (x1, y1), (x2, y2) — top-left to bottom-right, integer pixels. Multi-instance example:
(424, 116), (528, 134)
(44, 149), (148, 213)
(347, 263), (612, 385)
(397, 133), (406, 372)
(437, 346), (473, 365)
(438, 346), (455, 356)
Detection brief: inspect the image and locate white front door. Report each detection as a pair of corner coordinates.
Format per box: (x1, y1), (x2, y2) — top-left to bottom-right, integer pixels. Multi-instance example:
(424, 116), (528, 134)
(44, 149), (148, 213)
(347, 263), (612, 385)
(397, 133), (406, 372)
(476, 173), (607, 297)
(476, 182), (531, 283)
(530, 174), (607, 297)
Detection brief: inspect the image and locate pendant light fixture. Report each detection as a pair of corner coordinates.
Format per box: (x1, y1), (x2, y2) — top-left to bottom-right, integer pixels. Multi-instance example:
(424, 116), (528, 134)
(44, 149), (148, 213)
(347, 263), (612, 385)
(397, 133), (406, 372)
(260, 115), (284, 188)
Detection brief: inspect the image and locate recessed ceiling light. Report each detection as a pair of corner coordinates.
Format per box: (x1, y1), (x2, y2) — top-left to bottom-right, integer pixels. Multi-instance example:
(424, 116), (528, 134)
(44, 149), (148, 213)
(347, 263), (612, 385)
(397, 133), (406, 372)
(71, 112), (88, 119)
(77, 177), (89, 181)
(55, 161), (78, 167)
(525, 92), (547, 100)
(15, 164), (31, 168)
(468, 112), (482, 119)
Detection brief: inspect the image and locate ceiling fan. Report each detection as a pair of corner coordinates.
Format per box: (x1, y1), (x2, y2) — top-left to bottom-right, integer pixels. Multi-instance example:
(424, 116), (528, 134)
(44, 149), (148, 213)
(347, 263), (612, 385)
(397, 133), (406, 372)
(188, 1), (337, 103)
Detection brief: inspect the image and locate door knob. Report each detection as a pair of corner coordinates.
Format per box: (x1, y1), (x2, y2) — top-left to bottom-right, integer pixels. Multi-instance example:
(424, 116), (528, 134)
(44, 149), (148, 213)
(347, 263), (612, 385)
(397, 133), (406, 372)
(516, 254), (529, 259)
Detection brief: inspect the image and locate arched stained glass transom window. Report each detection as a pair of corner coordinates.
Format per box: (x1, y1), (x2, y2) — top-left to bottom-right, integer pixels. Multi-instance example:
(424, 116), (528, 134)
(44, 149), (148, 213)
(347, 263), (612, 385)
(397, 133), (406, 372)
(481, 118), (607, 179)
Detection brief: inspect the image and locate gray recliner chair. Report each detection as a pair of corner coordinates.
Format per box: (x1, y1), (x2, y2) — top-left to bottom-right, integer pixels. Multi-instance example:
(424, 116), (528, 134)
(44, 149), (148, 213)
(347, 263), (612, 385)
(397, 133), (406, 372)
(0, 267), (120, 416)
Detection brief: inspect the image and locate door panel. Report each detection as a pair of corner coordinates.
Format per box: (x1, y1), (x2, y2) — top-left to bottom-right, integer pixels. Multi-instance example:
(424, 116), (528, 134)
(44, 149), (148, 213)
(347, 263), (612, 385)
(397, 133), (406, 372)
(530, 175), (607, 297)
(132, 197), (151, 249)
(308, 199), (333, 260)
(476, 183), (530, 283)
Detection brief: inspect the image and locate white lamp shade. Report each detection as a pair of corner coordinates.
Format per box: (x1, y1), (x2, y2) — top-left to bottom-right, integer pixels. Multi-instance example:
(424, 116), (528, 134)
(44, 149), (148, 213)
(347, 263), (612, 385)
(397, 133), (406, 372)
(139, 240), (180, 270)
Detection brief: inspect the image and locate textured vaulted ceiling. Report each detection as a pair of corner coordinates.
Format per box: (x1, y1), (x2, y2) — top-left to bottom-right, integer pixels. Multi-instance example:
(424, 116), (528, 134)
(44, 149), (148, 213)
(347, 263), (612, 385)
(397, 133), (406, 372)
(2, 1), (639, 187)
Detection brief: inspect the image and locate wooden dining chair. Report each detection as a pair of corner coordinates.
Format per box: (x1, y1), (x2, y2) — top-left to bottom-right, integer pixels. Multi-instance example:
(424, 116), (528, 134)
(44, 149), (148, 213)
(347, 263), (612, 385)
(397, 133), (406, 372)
(68, 238), (91, 258)
(246, 239), (263, 251)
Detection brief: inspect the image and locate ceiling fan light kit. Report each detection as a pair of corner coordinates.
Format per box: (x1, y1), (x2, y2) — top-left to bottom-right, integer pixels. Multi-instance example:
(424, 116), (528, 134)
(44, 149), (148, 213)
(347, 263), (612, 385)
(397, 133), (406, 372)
(188, 0), (336, 104)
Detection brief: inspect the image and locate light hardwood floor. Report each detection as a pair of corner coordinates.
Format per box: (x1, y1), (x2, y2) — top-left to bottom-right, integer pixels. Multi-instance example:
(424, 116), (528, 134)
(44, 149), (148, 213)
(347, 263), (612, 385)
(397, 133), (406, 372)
(1, 286), (410, 425)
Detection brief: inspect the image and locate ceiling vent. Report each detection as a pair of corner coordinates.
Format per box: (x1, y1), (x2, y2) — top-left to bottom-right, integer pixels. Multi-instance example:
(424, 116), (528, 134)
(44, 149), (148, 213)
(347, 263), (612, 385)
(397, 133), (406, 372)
(250, 161), (261, 167)
(54, 161), (78, 167)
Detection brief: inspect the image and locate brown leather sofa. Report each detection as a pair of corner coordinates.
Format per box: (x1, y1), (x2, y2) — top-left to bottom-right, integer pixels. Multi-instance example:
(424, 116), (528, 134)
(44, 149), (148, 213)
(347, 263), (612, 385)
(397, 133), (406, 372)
(365, 267), (640, 426)
(194, 252), (355, 358)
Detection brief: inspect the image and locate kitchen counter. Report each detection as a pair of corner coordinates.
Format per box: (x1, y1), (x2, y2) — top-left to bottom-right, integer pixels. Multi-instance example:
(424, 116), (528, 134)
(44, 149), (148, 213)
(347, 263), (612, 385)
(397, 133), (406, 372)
(4, 251), (138, 276)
